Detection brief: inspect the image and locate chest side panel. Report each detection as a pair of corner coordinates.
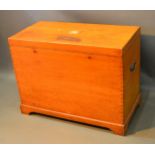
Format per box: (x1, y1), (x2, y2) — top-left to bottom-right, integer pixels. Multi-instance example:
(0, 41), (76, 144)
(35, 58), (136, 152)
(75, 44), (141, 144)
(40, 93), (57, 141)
(123, 32), (140, 122)
(10, 46), (124, 124)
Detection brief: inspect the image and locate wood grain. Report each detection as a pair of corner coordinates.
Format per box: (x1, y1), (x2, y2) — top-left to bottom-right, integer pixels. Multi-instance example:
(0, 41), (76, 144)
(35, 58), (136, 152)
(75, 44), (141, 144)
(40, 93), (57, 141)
(123, 29), (141, 123)
(8, 21), (141, 135)
(8, 21), (140, 56)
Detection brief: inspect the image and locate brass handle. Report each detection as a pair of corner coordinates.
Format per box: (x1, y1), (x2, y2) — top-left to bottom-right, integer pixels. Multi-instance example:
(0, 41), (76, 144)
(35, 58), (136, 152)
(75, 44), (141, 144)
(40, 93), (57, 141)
(130, 62), (136, 72)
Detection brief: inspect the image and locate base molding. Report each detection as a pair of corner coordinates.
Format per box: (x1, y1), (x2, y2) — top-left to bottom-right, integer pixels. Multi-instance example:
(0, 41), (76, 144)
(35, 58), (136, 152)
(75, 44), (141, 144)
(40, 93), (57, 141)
(20, 93), (141, 136)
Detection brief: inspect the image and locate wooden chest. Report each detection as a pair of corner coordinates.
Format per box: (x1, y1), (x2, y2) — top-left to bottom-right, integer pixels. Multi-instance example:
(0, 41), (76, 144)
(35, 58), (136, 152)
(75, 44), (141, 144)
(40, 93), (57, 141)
(8, 21), (141, 135)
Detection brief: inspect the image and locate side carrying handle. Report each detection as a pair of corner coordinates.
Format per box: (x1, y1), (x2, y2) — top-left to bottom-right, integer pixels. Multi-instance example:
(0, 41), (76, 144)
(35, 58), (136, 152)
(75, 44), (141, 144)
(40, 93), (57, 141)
(130, 61), (136, 72)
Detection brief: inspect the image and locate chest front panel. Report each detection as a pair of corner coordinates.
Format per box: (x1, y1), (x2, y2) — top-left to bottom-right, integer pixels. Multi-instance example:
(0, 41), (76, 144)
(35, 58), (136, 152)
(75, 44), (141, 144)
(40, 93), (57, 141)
(11, 46), (123, 124)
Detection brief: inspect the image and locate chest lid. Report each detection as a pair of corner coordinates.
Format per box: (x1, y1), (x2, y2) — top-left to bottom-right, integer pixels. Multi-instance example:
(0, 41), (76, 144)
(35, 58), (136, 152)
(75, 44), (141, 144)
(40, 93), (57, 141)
(8, 21), (140, 57)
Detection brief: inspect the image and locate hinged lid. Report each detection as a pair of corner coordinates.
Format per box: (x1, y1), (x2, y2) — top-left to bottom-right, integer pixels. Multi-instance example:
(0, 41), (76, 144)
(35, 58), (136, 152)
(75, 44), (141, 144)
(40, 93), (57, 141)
(8, 21), (140, 57)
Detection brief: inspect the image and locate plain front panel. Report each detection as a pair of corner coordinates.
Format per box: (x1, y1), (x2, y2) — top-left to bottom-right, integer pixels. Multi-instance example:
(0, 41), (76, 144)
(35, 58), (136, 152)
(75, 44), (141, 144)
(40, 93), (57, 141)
(10, 46), (123, 124)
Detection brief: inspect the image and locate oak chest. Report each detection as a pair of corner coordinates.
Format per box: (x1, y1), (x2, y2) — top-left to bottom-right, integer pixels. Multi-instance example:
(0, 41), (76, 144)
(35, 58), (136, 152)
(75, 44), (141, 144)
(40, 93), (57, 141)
(8, 21), (141, 135)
